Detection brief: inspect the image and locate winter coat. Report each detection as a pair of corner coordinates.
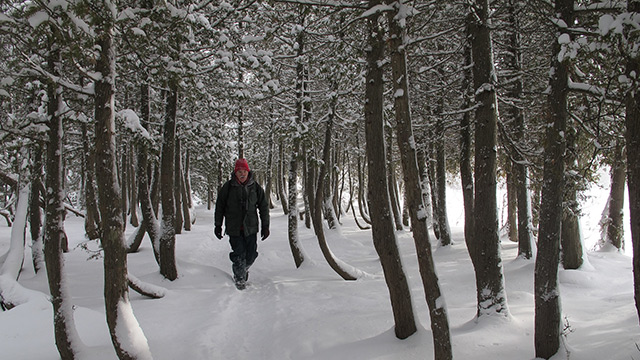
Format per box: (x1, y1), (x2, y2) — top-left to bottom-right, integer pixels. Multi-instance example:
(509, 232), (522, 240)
(214, 171), (269, 237)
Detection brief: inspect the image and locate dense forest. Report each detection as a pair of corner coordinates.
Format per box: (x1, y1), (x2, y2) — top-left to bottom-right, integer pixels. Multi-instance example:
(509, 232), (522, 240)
(0, 0), (639, 359)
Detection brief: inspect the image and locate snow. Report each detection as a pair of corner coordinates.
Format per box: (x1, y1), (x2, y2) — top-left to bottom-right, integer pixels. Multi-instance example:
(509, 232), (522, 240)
(0, 179), (638, 360)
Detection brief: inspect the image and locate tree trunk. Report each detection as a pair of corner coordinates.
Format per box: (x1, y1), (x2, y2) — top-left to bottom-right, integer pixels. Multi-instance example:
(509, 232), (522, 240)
(356, 131), (371, 224)
(129, 143), (140, 228)
(278, 139), (289, 214)
(136, 83), (161, 262)
(417, 148), (435, 231)
(43, 32), (81, 360)
(303, 144), (314, 229)
(535, 0), (573, 357)
(174, 137), (183, 235)
(561, 125), (584, 269)
(266, 126), (275, 209)
(387, 1), (452, 355)
(427, 138), (441, 240)
(159, 78), (179, 281)
(364, 0), (416, 340)
(505, 0), (534, 258)
(182, 149), (193, 230)
(625, 0), (640, 325)
(506, 163), (518, 242)
(459, 23), (476, 261)
(94, 13), (152, 358)
(603, 141), (626, 250)
(435, 111), (452, 246)
(82, 123), (101, 240)
(312, 94), (358, 280)
(287, 12), (309, 268)
(469, 0), (509, 318)
(385, 128), (404, 231)
(29, 142), (44, 273)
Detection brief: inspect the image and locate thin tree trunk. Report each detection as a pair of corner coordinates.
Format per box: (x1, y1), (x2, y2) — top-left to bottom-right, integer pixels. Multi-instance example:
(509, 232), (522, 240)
(626, 0), (640, 320)
(159, 78), (179, 281)
(386, 127), (403, 231)
(136, 83), (161, 262)
(365, 0), (416, 339)
(505, 0), (534, 258)
(29, 142), (44, 273)
(427, 138), (441, 240)
(460, 22), (476, 261)
(312, 95), (358, 280)
(469, 0), (509, 318)
(603, 141), (626, 250)
(506, 163), (518, 242)
(182, 149), (193, 230)
(561, 125), (584, 269)
(535, 0), (573, 357)
(278, 139), (289, 214)
(387, 1), (452, 355)
(174, 137), (183, 235)
(82, 123), (101, 240)
(287, 12), (308, 268)
(266, 126), (275, 209)
(435, 111), (452, 246)
(129, 143), (140, 228)
(43, 32), (81, 360)
(94, 13), (152, 358)
(356, 131), (371, 225)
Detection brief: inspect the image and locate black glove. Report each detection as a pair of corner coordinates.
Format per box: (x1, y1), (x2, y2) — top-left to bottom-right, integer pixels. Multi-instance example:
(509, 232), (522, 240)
(214, 226), (223, 239)
(261, 228), (270, 241)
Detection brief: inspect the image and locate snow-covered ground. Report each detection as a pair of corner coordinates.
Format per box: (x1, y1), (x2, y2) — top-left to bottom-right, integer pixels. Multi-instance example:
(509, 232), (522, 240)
(0, 179), (638, 360)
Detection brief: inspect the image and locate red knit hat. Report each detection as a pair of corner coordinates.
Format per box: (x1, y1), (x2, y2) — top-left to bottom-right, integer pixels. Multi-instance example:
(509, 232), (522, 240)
(234, 158), (250, 173)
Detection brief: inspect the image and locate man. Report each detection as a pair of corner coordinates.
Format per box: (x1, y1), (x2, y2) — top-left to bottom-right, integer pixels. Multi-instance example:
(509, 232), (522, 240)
(214, 158), (270, 290)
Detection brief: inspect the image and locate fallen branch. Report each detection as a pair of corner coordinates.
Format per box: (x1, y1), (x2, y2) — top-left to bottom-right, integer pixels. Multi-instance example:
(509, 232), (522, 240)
(127, 273), (166, 299)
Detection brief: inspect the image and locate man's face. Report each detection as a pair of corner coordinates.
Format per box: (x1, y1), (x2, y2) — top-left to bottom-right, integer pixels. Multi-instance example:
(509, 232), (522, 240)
(236, 169), (248, 182)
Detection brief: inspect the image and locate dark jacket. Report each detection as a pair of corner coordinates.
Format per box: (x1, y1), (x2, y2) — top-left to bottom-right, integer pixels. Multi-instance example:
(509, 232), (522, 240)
(214, 171), (269, 237)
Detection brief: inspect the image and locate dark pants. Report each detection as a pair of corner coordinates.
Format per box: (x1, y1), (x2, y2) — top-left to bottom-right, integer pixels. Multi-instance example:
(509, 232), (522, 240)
(229, 233), (258, 282)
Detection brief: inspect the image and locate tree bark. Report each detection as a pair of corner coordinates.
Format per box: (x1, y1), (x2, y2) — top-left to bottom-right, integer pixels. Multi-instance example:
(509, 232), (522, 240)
(364, 0), (416, 340)
(182, 148), (193, 230)
(174, 137), (183, 235)
(82, 123), (101, 240)
(459, 23), (476, 261)
(159, 78), (179, 281)
(561, 125), (584, 269)
(603, 141), (626, 250)
(535, 0), (573, 357)
(385, 128), (404, 231)
(312, 94), (358, 280)
(287, 11), (308, 268)
(43, 32), (80, 360)
(625, 0), (640, 326)
(434, 111), (452, 246)
(94, 12), (152, 358)
(29, 142), (45, 273)
(387, 1), (452, 356)
(469, 0), (509, 318)
(505, 0), (533, 258)
(278, 139), (289, 214)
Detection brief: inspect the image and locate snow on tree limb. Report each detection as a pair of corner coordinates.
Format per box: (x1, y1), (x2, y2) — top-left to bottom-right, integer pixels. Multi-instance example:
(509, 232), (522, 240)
(127, 274), (167, 299)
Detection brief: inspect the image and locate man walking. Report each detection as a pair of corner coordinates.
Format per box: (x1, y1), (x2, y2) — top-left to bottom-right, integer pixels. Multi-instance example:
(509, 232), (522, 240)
(214, 158), (270, 290)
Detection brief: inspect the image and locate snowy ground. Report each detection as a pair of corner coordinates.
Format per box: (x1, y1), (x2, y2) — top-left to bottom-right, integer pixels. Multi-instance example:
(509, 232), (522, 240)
(0, 181), (639, 360)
